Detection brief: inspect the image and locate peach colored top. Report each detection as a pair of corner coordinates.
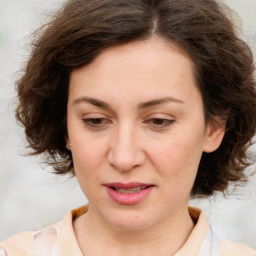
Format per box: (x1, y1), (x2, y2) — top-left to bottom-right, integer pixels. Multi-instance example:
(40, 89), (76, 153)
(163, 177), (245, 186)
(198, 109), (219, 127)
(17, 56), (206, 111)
(1, 205), (255, 256)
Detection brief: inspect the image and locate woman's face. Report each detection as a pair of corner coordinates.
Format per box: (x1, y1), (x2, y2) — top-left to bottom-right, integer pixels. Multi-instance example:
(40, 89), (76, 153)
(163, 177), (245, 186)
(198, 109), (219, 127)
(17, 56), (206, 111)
(66, 37), (224, 230)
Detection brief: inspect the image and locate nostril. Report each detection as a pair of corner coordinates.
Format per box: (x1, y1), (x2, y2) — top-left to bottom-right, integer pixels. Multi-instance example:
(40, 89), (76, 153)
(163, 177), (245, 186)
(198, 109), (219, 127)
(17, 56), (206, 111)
(107, 136), (146, 171)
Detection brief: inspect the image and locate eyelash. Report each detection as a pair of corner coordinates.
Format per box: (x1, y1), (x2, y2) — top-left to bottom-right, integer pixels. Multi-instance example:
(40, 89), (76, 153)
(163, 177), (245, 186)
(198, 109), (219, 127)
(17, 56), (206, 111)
(82, 118), (110, 128)
(82, 118), (175, 129)
(145, 118), (175, 127)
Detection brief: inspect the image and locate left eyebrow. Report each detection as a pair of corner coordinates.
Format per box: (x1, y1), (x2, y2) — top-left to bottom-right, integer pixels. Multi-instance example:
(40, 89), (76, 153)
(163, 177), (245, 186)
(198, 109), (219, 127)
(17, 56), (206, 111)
(138, 97), (184, 109)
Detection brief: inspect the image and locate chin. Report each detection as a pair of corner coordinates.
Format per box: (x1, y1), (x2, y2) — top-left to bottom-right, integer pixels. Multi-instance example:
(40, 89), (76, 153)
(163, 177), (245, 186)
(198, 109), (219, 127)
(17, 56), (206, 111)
(104, 211), (156, 231)
(111, 220), (151, 231)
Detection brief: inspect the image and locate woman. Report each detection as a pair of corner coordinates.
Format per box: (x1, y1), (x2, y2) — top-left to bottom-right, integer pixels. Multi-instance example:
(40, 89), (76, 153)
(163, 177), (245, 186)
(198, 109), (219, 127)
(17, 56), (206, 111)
(1, 0), (256, 255)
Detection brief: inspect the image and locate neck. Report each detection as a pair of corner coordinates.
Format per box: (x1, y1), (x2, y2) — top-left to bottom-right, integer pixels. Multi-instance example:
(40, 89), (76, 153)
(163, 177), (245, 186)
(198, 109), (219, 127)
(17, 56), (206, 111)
(73, 204), (195, 256)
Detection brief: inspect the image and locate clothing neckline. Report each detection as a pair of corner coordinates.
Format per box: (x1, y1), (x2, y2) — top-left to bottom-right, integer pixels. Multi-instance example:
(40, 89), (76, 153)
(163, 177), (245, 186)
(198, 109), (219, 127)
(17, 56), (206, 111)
(56, 205), (209, 256)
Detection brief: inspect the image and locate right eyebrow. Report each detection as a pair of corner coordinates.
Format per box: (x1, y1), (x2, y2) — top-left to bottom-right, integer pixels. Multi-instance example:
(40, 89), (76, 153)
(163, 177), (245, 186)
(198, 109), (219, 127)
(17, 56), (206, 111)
(72, 96), (113, 111)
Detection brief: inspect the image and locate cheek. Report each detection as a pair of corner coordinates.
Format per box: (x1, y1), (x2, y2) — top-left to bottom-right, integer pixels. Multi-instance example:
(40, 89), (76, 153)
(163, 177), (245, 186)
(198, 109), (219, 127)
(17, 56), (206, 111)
(156, 142), (201, 201)
(151, 136), (203, 179)
(71, 143), (103, 201)
(71, 137), (108, 181)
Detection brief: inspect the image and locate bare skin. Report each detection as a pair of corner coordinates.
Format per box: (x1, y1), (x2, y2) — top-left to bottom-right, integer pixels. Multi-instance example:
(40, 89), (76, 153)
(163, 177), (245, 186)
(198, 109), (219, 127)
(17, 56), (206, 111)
(66, 37), (225, 256)
(73, 204), (195, 256)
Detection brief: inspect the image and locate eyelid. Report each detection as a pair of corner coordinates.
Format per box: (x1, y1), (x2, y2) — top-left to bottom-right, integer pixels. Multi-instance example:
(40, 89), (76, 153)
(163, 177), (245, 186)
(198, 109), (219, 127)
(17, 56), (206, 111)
(145, 118), (175, 126)
(81, 113), (112, 129)
(144, 113), (176, 127)
(82, 112), (109, 118)
(145, 113), (176, 119)
(82, 117), (112, 129)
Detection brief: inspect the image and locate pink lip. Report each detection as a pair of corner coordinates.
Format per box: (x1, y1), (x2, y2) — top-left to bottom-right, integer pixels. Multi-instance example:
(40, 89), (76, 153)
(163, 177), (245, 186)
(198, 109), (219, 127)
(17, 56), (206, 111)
(104, 182), (154, 205)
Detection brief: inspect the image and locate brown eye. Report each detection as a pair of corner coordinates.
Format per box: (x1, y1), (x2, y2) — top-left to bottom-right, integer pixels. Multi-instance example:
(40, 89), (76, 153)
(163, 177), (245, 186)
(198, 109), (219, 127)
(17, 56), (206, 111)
(151, 118), (174, 126)
(82, 118), (111, 128)
(152, 119), (166, 125)
(90, 118), (104, 124)
(145, 118), (175, 128)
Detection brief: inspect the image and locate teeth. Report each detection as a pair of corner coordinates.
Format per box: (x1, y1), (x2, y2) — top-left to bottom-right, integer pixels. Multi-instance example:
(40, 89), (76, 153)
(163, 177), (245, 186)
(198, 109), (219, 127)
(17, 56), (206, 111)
(114, 187), (147, 193)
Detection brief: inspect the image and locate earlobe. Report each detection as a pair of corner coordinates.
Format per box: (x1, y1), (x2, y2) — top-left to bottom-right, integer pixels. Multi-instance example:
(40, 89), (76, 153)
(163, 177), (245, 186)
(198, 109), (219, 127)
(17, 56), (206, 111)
(203, 118), (226, 153)
(65, 137), (71, 150)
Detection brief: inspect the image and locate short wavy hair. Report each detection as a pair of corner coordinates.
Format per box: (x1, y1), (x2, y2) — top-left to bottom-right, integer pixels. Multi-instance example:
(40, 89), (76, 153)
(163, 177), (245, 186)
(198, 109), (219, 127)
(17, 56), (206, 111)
(16, 0), (256, 196)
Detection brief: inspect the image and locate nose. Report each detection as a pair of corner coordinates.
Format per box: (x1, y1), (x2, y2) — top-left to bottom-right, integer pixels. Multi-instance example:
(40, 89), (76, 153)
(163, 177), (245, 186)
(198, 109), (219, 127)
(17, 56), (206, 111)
(107, 124), (146, 172)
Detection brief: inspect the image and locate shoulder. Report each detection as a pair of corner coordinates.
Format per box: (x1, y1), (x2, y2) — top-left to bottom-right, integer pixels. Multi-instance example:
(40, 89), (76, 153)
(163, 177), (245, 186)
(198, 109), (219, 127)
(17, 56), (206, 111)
(0, 222), (62, 256)
(0, 206), (86, 256)
(221, 238), (256, 256)
(0, 231), (34, 256)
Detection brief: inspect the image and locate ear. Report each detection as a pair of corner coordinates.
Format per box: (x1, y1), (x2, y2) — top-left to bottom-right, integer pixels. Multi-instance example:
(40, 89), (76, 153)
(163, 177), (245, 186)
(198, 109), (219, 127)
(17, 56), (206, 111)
(65, 137), (71, 150)
(203, 117), (226, 153)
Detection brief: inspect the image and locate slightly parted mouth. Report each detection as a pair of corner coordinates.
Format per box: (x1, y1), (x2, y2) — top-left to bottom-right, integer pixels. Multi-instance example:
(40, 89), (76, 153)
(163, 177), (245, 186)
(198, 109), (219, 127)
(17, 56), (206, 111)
(104, 182), (154, 194)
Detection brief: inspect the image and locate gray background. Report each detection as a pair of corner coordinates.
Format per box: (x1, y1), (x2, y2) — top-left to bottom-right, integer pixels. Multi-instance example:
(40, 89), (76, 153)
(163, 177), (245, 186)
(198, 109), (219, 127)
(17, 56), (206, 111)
(0, 0), (256, 249)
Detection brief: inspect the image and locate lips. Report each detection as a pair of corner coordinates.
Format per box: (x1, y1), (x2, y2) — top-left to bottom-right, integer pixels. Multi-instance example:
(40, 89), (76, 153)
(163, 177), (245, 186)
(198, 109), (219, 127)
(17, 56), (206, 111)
(104, 182), (154, 205)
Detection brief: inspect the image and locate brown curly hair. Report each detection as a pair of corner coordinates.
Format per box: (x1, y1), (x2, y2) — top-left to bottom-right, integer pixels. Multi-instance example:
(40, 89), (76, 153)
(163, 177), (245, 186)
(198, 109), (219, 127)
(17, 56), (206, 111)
(16, 0), (256, 196)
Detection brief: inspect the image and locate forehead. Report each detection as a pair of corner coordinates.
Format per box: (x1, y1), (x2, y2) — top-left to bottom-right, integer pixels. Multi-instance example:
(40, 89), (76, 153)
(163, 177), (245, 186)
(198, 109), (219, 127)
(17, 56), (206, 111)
(68, 37), (201, 107)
